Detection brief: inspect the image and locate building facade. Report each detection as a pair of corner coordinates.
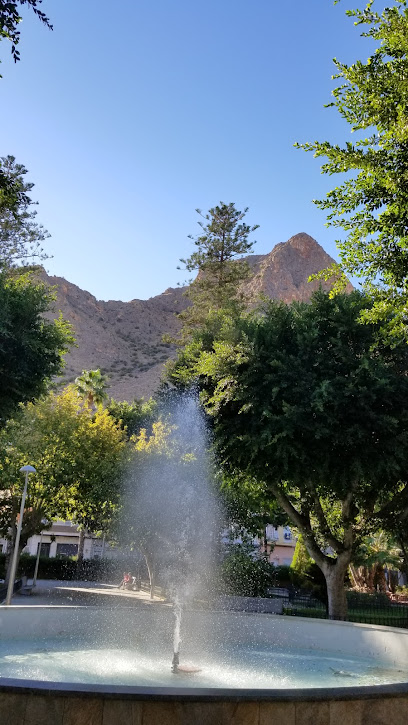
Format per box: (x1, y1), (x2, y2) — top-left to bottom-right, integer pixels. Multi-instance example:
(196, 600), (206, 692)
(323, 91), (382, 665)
(0, 521), (109, 560)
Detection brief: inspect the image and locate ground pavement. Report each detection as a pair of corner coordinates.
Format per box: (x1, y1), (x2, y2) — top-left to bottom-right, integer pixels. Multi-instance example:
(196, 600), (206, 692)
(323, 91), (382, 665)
(9, 579), (170, 607)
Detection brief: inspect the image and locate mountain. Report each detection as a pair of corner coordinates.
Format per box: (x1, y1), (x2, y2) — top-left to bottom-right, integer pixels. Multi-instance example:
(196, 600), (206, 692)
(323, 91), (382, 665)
(42, 233), (351, 401)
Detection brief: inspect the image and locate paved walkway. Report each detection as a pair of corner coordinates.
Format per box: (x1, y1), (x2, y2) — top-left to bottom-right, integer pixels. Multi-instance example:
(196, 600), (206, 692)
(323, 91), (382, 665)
(10, 579), (169, 607)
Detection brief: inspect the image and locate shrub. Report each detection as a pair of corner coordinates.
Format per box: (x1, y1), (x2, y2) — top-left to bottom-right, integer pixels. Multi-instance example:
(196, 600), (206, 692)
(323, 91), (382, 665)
(0, 554), (147, 584)
(220, 548), (276, 597)
(271, 564), (291, 587)
(346, 590), (391, 608)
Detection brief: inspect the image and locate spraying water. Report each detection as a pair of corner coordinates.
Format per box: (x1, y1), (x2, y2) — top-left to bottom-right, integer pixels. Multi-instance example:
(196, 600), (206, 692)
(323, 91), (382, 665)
(171, 595), (182, 673)
(120, 392), (221, 673)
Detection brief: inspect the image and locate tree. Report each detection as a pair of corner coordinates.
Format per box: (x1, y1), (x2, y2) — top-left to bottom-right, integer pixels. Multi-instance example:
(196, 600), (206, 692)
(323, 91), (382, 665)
(107, 397), (158, 438)
(0, 158), (73, 425)
(0, 156), (50, 270)
(0, 271), (73, 424)
(0, 157), (32, 223)
(174, 291), (408, 619)
(177, 202), (259, 337)
(220, 469), (288, 544)
(220, 542), (276, 598)
(0, 387), (127, 579)
(297, 1), (408, 341)
(0, 0), (52, 67)
(75, 369), (109, 409)
(350, 532), (401, 593)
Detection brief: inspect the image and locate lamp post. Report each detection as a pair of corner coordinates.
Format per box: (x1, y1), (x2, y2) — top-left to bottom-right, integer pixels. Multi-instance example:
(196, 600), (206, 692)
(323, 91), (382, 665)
(5, 465), (36, 605)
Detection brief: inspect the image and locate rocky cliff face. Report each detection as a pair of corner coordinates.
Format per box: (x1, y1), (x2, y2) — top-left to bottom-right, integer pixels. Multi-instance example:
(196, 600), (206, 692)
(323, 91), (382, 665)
(244, 232), (352, 303)
(43, 232), (350, 401)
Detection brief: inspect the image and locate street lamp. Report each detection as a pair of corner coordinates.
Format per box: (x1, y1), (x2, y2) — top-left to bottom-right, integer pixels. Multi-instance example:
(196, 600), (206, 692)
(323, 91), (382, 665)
(5, 465), (36, 606)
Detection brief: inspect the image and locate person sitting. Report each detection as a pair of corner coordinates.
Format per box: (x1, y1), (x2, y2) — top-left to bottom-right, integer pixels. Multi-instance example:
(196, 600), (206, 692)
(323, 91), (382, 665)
(118, 572), (131, 589)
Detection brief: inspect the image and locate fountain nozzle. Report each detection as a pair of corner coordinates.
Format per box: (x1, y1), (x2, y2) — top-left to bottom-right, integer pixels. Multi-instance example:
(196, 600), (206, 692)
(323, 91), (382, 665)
(171, 651), (180, 674)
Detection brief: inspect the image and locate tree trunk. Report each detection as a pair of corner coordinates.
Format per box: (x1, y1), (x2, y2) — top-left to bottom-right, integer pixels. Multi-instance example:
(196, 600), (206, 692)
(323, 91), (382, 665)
(322, 558), (350, 620)
(144, 553), (155, 599)
(374, 564), (387, 592)
(348, 564), (362, 591)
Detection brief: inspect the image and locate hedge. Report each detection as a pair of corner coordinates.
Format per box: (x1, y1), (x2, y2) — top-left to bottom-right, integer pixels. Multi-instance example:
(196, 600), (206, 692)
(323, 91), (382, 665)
(0, 554), (147, 583)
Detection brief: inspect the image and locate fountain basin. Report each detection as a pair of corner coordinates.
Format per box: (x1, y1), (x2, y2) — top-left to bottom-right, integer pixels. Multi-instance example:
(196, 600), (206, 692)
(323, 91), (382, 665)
(0, 605), (407, 724)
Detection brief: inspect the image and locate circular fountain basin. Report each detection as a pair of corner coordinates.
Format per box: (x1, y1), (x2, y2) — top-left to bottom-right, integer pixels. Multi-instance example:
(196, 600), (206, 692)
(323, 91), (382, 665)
(0, 606), (407, 724)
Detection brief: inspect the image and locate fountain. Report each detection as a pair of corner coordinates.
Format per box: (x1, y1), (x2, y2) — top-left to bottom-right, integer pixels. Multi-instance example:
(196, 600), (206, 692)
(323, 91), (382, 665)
(0, 396), (407, 724)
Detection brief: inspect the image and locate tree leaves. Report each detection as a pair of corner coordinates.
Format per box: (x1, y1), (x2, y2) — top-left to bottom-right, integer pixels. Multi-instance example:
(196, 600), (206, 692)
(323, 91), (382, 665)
(177, 202), (259, 339)
(0, 0), (52, 69)
(297, 0), (408, 342)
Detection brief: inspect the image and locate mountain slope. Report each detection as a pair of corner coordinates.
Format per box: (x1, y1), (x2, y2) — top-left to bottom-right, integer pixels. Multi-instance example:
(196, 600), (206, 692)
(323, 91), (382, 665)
(42, 233), (351, 401)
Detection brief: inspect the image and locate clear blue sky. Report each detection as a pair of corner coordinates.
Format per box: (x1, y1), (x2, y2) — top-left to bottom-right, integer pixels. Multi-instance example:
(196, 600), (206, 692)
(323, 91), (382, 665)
(0, 0), (375, 301)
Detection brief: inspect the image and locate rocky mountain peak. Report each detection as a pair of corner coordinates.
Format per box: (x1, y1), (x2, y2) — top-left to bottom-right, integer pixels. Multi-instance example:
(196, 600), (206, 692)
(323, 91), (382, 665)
(42, 233), (351, 401)
(244, 232), (352, 303)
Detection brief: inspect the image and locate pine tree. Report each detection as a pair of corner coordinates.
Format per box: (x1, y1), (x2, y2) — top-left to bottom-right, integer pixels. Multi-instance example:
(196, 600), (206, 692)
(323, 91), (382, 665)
(177, 202), (259, 338)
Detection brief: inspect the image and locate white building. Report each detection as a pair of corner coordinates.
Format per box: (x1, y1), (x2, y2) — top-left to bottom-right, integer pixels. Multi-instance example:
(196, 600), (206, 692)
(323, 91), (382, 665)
(0, 520), (111, 559)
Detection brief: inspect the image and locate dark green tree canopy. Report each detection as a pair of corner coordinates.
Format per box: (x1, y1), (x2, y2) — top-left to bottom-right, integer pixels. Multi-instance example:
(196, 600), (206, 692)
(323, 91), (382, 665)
(0, 271), (73, 423)
(193, 292), (408, 495)
(172, 291), (408, 618)
(297, 0), (408, 341)
(0, 158), (31, 219)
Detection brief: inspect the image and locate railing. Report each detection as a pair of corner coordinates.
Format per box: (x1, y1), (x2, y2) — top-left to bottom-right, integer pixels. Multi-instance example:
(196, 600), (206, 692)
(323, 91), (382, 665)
(269, 590), (408, 629)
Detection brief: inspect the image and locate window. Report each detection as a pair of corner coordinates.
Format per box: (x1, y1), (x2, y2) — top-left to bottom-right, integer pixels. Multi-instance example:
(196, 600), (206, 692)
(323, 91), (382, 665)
(38, 542), (51, 557)
(56, 543), (78, 557)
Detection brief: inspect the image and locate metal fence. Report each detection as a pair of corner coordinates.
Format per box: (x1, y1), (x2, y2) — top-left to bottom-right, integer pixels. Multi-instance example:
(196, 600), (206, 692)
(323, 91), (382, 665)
(268, 589), (408, 628)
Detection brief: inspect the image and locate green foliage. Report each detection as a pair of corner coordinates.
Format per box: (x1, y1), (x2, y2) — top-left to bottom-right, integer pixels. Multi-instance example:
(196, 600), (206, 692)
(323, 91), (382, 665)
(352, 531), (401, 570)
(177, 202), (258, 338)
(183, 290), (408, 618)
(1, 553), (141, 583)
(220, 469), (288, 538)
(0, 271), (74, 423)
(219, 545), (276, 597)
(0, 156), (50, 270)
(350, 530), (401, 592)
(166, 307), (246, 388)
(290, 536), (312, 576)
(290, 538), (329, 604)
(197, 291), (408, 499)
(0, 157), (32, 221)
(0, 387), (127, 545)
(0, 157), (73, 422)
(74, 369), (109, 408)
(107, 397), (158, 438)
(297, 0), (408, 341)
(346, 589), (391, 608)
(0, 0), (52, 68)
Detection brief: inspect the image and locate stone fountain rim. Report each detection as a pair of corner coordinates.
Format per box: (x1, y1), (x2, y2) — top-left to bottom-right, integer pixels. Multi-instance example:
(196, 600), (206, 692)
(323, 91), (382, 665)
(0, 677), (408, 701)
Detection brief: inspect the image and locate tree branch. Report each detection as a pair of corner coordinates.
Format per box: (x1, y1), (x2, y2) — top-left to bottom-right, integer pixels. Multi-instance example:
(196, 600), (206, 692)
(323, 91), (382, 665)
(269, 481), (328, 569)
(306, 484), (344, 554)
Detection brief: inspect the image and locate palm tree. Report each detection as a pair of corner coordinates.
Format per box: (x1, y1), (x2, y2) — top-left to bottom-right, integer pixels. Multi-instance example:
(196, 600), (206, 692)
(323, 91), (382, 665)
(74, 369), (108, 408)
(350, 532), (401, 593)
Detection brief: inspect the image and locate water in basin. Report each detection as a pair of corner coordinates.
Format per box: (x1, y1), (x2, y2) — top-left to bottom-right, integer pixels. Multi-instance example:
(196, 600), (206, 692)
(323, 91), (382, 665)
(0, 636), (407, 689)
